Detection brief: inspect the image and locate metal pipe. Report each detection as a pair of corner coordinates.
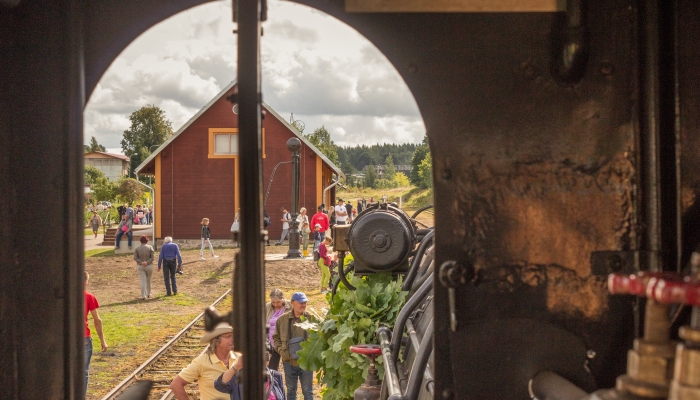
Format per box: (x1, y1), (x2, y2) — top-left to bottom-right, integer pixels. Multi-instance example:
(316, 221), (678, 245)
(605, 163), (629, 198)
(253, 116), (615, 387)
(236, 0), (266, 398)
(378, 327), (404, 400)
(322, 178), (339, 210)
(404, 319), (434, 400)
(391, 274), (434, 356)
(405, 319), (434, 396)
(410, 204), (434, 219)
(529, 371), (588, 400)
(402, 230), (435, 291)
(134, 174), (156, 250)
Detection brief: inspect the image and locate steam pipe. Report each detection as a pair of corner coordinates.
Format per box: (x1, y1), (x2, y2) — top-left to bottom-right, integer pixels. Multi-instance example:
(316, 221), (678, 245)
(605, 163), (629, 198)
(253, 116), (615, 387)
(404, 319), (434, 400)
(378, 327), (404, 400)
(405, 319), (434, 396)
(391, 274), (433, 356)
(402, 230), (435, 291)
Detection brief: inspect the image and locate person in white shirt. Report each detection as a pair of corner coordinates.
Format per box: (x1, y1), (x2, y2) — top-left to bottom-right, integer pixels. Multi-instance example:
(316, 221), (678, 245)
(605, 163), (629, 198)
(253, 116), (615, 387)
(334, 199), (348, 225)
(275, 207), (292, 246)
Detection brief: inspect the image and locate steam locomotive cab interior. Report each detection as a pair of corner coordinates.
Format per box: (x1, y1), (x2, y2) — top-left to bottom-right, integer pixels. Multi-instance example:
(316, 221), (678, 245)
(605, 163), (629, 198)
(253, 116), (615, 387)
(4, 0), (700, 399)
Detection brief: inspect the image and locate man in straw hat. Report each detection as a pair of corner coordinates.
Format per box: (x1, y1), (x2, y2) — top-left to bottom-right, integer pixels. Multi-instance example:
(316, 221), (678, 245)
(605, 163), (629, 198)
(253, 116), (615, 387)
(170, 322), (241, 400)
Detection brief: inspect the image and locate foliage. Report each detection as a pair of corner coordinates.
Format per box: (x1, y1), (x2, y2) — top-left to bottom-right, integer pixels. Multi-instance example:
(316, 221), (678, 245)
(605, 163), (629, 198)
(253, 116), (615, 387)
(337, 143), (418, 172)
(384, 154), (396, 181)
(289, 114), (306, 134)
(393, 172), (410, 187)
(410, 140), (430, 186)
(305, 126), (339, 166)
(85, 165), (106, 185)
(85, 136), (106, 153)
(117, 178), (145, 205)
(364, 164), (378, 189)
(121, 105), (174, 174)
(297, 273), (407, 400)
(89, 176), (118, 205)
(418, 152), (433, 189)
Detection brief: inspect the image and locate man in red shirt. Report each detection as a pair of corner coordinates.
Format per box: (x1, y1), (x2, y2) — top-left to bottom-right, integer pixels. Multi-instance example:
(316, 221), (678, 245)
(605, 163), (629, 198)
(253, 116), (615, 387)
(310, 205), (330, 241)
(84, 271), (108, 397)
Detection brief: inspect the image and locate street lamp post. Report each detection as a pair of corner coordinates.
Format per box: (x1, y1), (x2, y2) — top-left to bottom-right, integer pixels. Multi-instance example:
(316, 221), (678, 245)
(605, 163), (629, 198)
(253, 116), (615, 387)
(285, 138), (303, 259)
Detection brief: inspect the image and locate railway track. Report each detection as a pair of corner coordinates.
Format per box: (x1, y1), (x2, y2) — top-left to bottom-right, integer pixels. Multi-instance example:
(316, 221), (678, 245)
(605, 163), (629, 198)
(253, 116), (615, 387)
(100, 289), (232, 400)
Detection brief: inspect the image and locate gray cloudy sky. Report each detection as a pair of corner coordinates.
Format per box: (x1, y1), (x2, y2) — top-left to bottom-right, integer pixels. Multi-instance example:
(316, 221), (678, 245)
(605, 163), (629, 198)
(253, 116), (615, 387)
(84, 0), (425, 153)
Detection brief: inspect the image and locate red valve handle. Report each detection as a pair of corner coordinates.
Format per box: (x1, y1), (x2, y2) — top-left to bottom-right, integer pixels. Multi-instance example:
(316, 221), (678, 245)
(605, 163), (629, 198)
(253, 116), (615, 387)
(350, 345), (382, 356)
(608, 272), (683, 297)
(608, 272), (700, 306)
(650, 279), (700, 306)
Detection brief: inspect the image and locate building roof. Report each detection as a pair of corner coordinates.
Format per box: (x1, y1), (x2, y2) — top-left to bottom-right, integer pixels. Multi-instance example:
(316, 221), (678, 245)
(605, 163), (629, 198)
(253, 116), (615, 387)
(135, 80), (344, 179)
(85, 151), (129, 162)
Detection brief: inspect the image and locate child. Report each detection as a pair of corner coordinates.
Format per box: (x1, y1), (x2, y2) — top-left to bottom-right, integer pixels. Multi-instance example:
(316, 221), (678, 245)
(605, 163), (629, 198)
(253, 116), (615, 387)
(199, 218), (220, 261)
(313, 223), (322, 253)
(301, 221), (311, 257)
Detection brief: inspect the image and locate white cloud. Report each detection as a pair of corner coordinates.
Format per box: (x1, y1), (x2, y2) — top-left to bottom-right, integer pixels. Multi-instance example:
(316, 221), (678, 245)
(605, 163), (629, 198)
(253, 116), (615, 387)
(84, 0), (424, 149)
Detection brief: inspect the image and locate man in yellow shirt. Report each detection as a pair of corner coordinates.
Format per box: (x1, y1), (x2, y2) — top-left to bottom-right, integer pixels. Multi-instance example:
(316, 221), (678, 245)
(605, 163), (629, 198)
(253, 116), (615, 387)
(170, 322), (240, 400)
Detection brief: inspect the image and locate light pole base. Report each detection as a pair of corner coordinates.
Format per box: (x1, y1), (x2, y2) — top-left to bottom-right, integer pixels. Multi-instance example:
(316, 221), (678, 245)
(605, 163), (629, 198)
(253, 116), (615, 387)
(284, 249), (303, 259)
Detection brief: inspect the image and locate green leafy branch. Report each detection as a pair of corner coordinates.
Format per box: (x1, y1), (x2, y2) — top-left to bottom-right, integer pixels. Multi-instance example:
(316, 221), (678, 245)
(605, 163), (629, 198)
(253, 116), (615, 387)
(297, 273), (407, 400)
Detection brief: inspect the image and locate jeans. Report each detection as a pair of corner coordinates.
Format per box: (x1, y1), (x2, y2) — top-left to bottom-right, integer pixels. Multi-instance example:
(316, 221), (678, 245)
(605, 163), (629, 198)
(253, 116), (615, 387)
(320, 231), (326, 241)
(115, 230), (132, 247)
(162, 260), (178, 295)
(84, 337), (93, 398)
(200, 238), (214, 256)
(277, 228), (289, 244)
(283, 362), (313, 400)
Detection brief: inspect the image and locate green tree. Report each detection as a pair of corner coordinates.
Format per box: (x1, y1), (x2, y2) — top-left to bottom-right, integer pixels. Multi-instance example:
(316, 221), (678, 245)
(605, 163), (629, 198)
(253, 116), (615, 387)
(384, 154), (396, 181)
(117, 178), (145, 205)
(84, 165), (106, 185)
(121, 105), (174, 174)
(364, 164), (378, 189)
(289, 113), (306, 134)
(393, 172), (410, 187)
(410, 144), (430, 186)
(304, 126), (339, 166)
(84, 136), (106, 153)
(418, 152), (433, 189)
(90, 177), (118, 204)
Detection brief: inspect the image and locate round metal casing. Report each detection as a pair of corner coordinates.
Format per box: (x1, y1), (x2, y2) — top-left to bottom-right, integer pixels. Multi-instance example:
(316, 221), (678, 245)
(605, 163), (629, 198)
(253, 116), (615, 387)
(348, 207), (414, 273)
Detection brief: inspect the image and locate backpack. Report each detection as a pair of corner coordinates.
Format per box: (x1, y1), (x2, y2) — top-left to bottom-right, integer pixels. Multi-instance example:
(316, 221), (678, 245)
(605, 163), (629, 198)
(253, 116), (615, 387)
(313, 249), (320, 262)
(263, 215), (271, 228)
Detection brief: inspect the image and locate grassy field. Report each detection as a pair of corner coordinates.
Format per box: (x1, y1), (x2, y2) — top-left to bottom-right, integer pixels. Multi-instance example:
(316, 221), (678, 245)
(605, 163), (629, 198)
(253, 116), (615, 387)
(336, 185), (433, 209)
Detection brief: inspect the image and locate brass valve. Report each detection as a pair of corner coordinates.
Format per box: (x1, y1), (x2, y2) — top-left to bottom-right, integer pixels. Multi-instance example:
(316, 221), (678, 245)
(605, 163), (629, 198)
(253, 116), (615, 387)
(608, 272), (679, 399)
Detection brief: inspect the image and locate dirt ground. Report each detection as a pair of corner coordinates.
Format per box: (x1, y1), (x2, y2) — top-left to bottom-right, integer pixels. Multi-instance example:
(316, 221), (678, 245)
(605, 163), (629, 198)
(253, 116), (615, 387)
(85, 245), (326, 399)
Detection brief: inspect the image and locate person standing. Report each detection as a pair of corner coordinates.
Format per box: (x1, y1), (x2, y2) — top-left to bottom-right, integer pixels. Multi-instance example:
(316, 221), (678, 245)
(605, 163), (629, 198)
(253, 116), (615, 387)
(200, 218), (220, 261)
(273, 292), (314, 400)
(312, 223), (322, 253)
(158, 236), (183, 295)
(170, 322), (237, 400)
(115, 214), (133, 250)
(89, 211), (102, 239)
(334, 199), (348, 225)
(357, 198), (365, 214)
(275, 207), (291, 246)
(84, 271), (108, 398)
(300, 222), (311, 257)
(133, 235), (155, 300)
(345, 200), (353, 223)
(265, 289), (292, 371)
(310, 205), (329, 241)
(317, 236), (334, 293)
(230, 209), (240, 248)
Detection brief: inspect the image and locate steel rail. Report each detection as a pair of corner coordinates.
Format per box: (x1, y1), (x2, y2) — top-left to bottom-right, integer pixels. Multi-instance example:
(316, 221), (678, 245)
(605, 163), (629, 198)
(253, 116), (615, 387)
(99, 289), (232, 400)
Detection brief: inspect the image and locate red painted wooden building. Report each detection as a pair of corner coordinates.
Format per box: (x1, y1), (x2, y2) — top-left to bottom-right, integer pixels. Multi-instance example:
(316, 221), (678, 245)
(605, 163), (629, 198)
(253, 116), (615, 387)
(136, 80), (342, 244)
